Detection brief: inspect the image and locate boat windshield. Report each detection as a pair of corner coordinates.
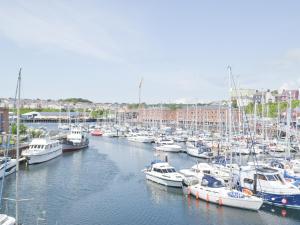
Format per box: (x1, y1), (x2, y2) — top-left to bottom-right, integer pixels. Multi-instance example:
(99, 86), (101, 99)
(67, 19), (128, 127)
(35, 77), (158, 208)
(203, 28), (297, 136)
(166, 168), (176, 173)
(267, 174), (285, 184)
(266, 175), (277, 181)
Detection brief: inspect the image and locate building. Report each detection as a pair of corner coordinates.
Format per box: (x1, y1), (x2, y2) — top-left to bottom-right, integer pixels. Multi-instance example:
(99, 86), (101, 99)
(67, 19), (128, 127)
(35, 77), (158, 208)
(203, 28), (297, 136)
(253, 90), (264, 104)
(253, 89), (276, 104)
(0, 108), (9, 134)
(265, 89), (276, 103)
(231, 88), (256, 107)
(127, 105), (241, 128)
(277, 89), (299, 102)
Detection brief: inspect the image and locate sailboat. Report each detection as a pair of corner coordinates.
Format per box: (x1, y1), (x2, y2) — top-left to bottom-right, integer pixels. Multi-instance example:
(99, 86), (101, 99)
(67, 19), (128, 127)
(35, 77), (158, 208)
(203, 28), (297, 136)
(183, 67), (263, 211)
(0, 69), (24, 224)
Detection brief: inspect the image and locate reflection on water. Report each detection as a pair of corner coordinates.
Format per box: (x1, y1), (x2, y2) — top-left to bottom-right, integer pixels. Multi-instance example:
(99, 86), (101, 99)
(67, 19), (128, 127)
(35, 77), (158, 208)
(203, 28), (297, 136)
(260, 204), (300, 221)
(146, 180), (182, 204)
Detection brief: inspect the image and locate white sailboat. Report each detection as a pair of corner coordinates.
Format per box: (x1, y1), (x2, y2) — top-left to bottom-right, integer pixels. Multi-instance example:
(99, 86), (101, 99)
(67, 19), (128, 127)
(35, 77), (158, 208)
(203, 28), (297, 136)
(182, 175), (263, 210)
(0, 70), (23, 225)
(182, 67), (263, 211)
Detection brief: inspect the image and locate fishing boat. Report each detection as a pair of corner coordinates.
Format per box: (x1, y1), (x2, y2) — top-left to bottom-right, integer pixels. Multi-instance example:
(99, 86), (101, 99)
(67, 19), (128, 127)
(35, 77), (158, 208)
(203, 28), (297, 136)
(22, 138), (62, 164)
(182, 175), (263, 210)
(144, 160), (184, 187)
(62, 126), (89, 152)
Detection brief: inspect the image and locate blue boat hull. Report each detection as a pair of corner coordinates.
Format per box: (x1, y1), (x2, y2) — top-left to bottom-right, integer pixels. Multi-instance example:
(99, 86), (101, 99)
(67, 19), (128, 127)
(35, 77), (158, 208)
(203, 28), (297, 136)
(257, 192), (300, 209)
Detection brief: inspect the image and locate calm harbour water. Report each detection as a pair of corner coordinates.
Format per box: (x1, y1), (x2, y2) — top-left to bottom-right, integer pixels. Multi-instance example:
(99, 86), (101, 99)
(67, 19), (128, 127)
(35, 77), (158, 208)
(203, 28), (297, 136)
(1, 124), (300, 225)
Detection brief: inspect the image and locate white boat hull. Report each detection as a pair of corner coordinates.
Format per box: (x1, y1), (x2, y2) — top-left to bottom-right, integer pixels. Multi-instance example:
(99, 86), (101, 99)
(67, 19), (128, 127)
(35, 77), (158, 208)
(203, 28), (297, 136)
(146, 173), (182, 187)
(0, 160), (16, 178)
(0, 214), (15, 225)
(23, 148), (62, 164)
(128, 136), (154, 143)
(187, 186), (262, 210)
(186, 148), (212, 159)
(154, 145), (182, 152)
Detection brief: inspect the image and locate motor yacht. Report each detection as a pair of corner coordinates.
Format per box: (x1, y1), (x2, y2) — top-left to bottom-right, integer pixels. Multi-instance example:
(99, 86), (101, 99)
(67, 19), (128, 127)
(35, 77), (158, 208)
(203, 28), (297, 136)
(144, 160), (184, 187)
(22, 138), (62, 164)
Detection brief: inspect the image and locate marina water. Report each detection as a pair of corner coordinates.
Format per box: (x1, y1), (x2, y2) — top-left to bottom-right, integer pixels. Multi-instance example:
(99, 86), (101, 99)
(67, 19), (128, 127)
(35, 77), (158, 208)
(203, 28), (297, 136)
(0, 124), (300, 225)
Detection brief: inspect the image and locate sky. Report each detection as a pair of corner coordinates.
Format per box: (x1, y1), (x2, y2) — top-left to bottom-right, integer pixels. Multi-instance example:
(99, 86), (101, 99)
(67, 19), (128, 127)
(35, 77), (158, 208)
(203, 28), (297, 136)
(1, 0), (300, 103)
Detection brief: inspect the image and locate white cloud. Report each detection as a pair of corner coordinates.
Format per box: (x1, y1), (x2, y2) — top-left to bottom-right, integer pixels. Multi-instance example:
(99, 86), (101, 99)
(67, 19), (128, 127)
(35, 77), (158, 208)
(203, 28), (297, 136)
(285, 48), (300, 62)
(271, 48), (300, 69)
(0, 1), (142, 63)
(279, 79), (300, 92)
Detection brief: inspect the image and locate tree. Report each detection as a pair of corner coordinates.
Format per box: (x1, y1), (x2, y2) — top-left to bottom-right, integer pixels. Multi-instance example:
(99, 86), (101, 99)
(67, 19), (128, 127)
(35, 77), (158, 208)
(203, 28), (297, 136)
(11, 123), (27, 135)
(231, 99), (238, 108)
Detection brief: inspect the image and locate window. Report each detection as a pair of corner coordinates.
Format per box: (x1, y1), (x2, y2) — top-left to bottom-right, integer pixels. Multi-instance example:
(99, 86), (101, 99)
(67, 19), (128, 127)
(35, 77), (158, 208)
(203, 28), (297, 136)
(162, 169), (168, 173)
(257, 174), (267, 181)
(244, 178), (253, 184)
(275, 174), (285, 184)
(266, 175), (276, 181)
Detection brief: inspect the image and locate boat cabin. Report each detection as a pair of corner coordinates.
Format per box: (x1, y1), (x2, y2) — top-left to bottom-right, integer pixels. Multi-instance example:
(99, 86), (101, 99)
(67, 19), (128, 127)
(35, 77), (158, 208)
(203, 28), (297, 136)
(236, 166), (299, 194)
(149, 161), (177, 173)
(29, 139), (60, 151)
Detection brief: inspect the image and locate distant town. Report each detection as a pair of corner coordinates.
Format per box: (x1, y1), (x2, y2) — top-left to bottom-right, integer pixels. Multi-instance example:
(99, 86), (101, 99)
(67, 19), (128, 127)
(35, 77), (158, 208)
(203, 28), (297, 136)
(1, 87), (300, 135)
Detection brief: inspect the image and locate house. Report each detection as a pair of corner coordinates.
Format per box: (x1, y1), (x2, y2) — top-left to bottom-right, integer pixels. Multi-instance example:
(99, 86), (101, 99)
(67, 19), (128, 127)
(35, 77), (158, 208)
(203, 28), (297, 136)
(231, 89), (256, 107)
(0, 108), (9, 134)
(277, 89), (299, 102)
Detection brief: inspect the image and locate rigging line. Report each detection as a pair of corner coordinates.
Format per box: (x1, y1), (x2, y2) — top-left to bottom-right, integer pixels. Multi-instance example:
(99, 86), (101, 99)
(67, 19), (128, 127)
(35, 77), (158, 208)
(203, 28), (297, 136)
(230, 74), (265, 195)
(0, 73), (20, 208)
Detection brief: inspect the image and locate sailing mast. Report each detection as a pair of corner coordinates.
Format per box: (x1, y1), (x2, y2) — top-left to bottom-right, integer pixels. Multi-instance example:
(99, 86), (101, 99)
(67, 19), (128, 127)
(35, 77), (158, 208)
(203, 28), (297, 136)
(138, 77), (143, 107)
(16, 68), (21, 224)
(227, 66), (233, 188)
(254, 101), (257, 138)
(286, 91), (292, 159)
(195, 103), (198, 133)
